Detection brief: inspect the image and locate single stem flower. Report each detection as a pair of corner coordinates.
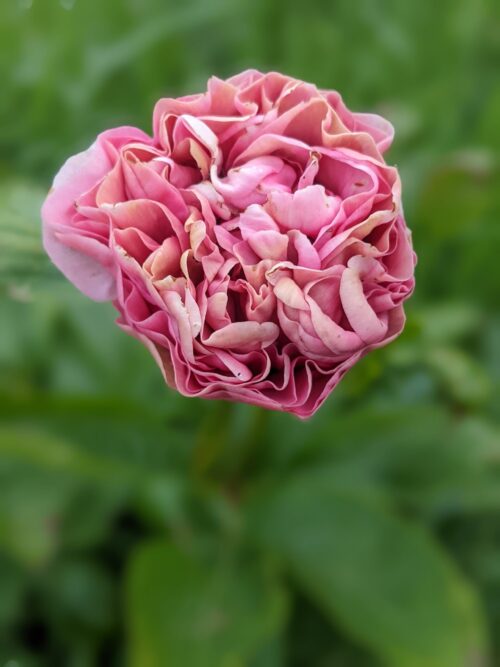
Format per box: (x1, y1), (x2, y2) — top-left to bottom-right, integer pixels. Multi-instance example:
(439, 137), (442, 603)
(41, 71), (416, 418)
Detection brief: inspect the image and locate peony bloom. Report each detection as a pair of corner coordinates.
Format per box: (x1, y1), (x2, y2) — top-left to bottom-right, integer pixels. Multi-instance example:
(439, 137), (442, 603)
(42, 70), (415, 418)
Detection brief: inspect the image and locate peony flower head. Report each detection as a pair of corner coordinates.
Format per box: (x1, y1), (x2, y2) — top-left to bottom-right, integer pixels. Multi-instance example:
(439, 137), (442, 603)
(42, 70), (416, 418)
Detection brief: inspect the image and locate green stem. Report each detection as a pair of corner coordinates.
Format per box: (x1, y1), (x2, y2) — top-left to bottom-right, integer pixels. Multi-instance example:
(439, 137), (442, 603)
(192, 400), (234, 480)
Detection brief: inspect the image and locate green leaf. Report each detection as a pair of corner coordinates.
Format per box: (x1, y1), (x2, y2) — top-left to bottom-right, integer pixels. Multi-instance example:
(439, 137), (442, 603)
(249, 635), (285, 667)
(40, 558), (115, 635)
(416, 162), (492, 242)
(126, 541), (288, 667)
(0, 425), (148, 485)
(426, 346), (492, 408)
(0, 424), (187, 551)
(248, 472), (489, 667)
(81, 1), (235, 103)
(416, 302), (482, 344)
(0, 396), (185, 480)
(0, 461), (76, 568)
(0, 179), (56, 293)
(0, 553), (26, 633)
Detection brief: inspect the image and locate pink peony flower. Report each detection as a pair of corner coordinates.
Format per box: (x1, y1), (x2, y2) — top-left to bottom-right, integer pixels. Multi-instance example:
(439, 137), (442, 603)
(42, 70), (415, 418)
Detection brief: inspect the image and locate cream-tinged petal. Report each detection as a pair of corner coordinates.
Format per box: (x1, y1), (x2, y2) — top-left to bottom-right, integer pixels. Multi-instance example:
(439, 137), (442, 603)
(204, 321), (279, 351)
(273, 277), (309, 310)
(306, 297), (363, 354)
(144, 237), (182, 280)
(340, 266), (388, 344)
(162, 290), (197, 361)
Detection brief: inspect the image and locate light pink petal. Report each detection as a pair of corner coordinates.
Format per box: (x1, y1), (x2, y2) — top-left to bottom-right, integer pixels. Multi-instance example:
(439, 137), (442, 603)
(239, 205), (280, 234)
(44, 228), (116, 301)
(352, 112), (394, 153)
(306, 296), (363, 354)
(247, 230), (288, 261)
(266, 185), (340, 236)
(288, 230), (321, 269)
(297, 153), (320, 189)
(211, 156), (284, 200)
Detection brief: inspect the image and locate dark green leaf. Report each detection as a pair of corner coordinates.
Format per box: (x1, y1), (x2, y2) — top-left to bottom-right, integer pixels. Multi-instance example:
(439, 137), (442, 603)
(248, 473), (488, 667)
(126, 541), (288, 667)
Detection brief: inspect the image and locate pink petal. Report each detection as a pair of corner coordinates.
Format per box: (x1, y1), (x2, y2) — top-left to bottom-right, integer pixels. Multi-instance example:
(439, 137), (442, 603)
(247, 230), (288, 261)
(339, 266), (388, 343)
(273, 277), (309, 310)
(266, 185), (340, 236)
(204, 321), (279, 351)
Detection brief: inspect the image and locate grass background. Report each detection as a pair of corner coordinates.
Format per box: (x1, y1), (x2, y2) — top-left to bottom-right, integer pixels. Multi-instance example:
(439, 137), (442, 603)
(0, 0), (499, 665)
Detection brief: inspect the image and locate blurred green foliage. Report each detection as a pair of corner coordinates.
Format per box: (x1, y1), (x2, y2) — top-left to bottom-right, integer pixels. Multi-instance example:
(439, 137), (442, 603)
(1, 0), (499, 665)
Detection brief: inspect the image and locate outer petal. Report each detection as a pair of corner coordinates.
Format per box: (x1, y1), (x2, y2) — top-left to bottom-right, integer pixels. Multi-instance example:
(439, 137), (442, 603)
(43, 228), (116, 301)
(42, 128), (152, 301)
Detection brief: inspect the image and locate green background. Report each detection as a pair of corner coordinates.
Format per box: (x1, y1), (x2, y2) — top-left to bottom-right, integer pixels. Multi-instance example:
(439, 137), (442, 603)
(1, 0), (499, 665)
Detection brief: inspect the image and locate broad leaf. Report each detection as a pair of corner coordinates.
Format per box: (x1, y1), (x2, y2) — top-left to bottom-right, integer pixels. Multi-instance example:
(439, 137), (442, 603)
(126, 541), (288, 667)
(248, 472), (488, 667)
